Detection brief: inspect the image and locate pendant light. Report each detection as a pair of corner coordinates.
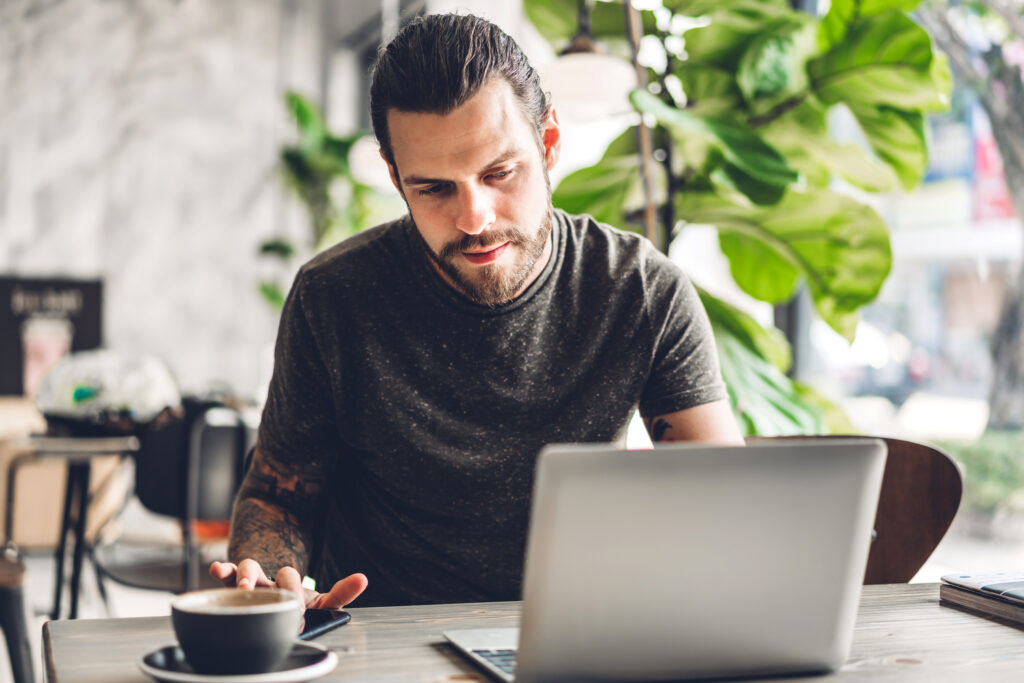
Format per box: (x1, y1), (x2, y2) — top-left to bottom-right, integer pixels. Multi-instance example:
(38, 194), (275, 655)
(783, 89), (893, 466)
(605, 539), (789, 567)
(540, 0), (637, 121)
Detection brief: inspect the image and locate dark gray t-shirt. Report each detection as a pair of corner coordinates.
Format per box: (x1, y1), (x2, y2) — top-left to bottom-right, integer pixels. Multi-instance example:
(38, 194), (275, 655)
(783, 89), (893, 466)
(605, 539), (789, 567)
(258, 210), (726, 606)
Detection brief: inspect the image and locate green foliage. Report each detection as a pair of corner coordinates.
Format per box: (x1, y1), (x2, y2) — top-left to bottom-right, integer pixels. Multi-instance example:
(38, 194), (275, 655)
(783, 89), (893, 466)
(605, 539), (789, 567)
(699, 290), (824, 435)
(553, 127), (648, 229)
(819, 0), (924, 50)
(264, 92), (402, 309)
(526, 0), (948, 434)
(938, 431), (1024, 513)
(632, 90), (799, 204)
(677, 188), (892, 341)
(808, 11), (951, 111)
(522, 0), (656, 57)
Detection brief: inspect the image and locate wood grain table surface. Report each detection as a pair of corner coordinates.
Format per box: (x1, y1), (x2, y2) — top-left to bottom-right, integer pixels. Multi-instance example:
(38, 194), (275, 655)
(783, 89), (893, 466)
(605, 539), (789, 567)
(42, 583), (1024, 682)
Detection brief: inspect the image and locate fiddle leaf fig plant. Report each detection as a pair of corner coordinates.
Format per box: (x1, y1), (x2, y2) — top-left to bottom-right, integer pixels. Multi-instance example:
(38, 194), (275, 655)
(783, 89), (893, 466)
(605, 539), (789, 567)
(526, 0), (950, 434)
(262, 92), (400, 309)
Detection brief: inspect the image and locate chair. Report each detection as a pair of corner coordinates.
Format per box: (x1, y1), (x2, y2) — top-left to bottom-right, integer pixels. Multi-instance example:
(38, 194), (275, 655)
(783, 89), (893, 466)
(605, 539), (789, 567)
(0, 551), (32, 683)
(746, 435), (963, 584)
(91, 399), (252, 600)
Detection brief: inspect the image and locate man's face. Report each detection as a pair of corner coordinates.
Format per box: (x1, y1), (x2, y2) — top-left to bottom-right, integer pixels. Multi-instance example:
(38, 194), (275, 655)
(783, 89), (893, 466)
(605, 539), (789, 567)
(385, 77), (561, 306)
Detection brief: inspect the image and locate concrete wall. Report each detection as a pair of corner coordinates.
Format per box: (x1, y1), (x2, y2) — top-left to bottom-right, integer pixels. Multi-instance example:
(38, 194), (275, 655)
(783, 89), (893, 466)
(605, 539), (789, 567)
(0, 0), (323, 400)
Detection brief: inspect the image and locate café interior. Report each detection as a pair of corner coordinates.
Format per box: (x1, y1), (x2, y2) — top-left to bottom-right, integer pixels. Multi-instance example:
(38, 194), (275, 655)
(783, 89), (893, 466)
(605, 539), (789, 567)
(2, 0), (1024, 682)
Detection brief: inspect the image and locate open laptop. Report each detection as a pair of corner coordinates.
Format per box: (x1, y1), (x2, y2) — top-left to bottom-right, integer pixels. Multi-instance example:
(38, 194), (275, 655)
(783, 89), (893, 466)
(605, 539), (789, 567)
(444, 439), (886, 682)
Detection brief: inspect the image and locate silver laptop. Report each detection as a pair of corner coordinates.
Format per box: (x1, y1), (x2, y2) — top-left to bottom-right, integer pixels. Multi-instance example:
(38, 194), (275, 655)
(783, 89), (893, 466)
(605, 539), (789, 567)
(445, 439), (886, 682)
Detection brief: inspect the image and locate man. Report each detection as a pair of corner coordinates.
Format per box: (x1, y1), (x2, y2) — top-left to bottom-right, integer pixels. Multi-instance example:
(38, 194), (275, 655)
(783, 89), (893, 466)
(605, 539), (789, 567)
(211, 13), (743, 609)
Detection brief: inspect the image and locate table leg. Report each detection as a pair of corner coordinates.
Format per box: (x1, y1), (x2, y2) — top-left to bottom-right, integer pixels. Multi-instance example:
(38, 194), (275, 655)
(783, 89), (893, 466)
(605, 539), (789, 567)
(68, 464), (90, 620)
(50, 466), (78, 621)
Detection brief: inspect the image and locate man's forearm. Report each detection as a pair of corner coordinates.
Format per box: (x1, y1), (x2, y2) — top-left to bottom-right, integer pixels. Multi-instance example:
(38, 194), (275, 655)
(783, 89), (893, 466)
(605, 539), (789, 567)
(227, 442), (323, 576)
(228, 496), (314, 576)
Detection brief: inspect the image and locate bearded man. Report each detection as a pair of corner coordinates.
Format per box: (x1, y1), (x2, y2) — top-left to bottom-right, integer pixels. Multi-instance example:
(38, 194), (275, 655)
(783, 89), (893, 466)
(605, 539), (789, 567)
(212, 12), (743, 609)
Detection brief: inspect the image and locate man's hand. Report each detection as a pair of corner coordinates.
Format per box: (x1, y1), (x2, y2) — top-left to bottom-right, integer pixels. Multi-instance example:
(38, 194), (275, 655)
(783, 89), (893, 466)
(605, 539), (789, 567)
(209, 560), (369, 609)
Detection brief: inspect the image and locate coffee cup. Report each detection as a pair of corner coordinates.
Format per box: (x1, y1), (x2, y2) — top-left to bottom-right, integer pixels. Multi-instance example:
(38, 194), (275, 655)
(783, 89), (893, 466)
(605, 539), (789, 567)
(170, 587), (304, 675)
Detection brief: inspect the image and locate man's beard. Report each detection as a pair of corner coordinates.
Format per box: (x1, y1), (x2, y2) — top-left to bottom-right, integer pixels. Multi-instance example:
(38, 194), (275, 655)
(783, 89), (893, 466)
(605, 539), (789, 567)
(418, 208), (554, 307)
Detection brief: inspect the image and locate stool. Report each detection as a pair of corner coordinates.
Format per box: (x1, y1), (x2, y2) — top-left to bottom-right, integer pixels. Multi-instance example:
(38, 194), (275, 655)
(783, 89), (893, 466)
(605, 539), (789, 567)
(0, 551), (33, 683)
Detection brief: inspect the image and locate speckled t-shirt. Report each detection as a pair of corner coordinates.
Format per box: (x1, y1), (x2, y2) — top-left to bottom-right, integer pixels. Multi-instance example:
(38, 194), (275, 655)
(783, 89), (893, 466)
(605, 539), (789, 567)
(257, 210), (727, 606)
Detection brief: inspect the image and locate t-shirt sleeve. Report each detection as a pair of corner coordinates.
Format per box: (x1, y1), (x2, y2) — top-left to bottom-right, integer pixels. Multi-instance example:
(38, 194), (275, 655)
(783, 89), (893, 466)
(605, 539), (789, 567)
(258, 268), (339, 472)
(638, 247), (729, 418)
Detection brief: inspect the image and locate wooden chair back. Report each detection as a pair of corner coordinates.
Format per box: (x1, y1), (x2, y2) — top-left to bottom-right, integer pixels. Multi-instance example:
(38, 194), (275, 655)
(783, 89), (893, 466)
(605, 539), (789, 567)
(746, 435), (963, 584)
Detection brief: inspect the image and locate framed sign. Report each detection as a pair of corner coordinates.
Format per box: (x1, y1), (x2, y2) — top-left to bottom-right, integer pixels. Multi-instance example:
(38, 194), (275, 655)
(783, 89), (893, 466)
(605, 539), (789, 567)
(0, 277), (102, 396)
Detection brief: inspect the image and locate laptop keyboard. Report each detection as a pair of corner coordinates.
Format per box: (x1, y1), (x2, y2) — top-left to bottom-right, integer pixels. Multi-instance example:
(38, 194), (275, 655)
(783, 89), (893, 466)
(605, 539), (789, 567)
(473, 648), (517, 674)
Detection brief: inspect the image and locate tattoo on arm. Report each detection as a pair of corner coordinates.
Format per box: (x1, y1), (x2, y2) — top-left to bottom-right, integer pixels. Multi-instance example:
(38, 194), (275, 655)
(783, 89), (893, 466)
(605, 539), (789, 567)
(651, 417), (674, 442)
(228, 444), (323, 576)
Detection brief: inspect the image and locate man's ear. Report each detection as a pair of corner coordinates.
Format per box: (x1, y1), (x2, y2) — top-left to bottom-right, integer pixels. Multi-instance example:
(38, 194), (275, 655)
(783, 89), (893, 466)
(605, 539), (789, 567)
(382, 150), (405, 198)
(542, 107), (561, 171)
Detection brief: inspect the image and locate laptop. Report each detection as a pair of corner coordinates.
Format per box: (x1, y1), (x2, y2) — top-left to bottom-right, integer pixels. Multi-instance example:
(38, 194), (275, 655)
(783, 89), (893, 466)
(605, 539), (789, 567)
(444, 439), (886, 682)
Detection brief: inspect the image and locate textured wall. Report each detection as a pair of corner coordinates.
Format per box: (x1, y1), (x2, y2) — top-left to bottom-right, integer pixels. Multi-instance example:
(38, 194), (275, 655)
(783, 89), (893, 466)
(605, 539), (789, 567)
(0, 0), (312, 399)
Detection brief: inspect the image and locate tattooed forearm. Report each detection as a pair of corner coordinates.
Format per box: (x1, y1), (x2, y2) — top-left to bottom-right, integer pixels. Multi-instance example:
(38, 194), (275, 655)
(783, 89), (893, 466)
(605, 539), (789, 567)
(651, 417), (674, 442)
(227, 444), (323, 575)
(229, 497), (311, 575)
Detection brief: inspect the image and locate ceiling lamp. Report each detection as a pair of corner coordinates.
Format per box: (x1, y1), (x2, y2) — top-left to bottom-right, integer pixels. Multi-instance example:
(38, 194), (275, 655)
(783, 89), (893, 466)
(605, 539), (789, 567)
(540, 0), (637, 121)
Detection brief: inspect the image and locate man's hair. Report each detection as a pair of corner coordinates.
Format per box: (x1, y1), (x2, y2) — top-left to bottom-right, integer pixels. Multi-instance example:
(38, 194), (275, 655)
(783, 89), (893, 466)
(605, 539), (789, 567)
(370, 13), (549, 171)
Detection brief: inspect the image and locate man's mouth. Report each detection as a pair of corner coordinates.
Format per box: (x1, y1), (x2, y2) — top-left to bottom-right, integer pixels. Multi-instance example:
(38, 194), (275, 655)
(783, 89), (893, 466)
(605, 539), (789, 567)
(461, 242), (509, 265)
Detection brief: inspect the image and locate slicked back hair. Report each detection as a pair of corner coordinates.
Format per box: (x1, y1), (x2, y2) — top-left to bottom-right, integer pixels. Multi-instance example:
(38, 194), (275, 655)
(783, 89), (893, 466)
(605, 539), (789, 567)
(370, 13), (549, 172)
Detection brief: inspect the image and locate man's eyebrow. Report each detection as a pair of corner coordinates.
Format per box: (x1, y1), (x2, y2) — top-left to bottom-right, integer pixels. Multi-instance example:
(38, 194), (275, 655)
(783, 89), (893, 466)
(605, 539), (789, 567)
(401, 148), (521, 186)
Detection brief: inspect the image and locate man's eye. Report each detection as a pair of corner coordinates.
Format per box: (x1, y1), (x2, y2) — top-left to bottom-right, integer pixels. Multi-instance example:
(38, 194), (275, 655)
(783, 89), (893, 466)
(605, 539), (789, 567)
(419, 183), (448, 196)
(489, 170), (511, 180)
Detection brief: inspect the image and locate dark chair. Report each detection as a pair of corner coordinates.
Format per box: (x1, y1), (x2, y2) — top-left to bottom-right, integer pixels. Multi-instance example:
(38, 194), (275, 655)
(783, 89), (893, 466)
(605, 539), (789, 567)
(91, 399), (252, 598)
(747, 434), (963, 584)
(0, 551), (32, 683)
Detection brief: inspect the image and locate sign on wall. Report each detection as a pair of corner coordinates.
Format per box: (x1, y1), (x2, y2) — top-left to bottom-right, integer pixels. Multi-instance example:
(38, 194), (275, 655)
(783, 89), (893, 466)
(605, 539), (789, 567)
(0, 277), (102, 397)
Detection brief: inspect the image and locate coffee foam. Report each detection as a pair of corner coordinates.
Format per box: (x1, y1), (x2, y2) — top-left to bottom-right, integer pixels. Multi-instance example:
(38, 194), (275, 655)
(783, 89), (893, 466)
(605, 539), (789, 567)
(172, 588), (303, 615)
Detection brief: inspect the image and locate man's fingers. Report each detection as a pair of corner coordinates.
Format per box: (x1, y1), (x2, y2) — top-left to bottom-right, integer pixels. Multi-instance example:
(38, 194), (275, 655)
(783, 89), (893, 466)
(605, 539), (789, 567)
(209, 561), (238, 586)
(235, 558), (272, 589)
(275, 566), (304, 599)
(308, 573), (368, 609)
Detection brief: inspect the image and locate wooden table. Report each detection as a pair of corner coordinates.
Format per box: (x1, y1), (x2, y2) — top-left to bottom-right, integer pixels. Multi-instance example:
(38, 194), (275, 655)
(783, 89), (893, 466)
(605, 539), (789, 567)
(42, 584), (1024, 682)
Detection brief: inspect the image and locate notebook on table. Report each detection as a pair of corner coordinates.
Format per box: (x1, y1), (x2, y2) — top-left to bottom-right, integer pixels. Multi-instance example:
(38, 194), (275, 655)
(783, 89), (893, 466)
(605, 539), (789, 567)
(445, 439), (887, 682)
(941, 571), (1024, 628)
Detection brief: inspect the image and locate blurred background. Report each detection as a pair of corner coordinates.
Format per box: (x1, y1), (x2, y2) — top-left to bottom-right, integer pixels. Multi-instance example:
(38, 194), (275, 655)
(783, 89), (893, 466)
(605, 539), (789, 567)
(2, 0), (1024, 680)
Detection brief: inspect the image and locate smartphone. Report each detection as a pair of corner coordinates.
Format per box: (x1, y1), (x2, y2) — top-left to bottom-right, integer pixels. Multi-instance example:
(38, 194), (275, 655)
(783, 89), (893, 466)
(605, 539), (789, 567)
(298, 609), (352, 640)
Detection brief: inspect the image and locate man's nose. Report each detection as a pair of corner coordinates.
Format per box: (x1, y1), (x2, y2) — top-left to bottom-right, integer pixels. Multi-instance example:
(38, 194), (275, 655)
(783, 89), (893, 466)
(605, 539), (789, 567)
(453, 186), (496, 235)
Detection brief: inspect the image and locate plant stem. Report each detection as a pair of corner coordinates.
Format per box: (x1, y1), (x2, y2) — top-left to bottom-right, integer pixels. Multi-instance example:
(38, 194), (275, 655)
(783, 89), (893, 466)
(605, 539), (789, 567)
(656, 35), (678, 251)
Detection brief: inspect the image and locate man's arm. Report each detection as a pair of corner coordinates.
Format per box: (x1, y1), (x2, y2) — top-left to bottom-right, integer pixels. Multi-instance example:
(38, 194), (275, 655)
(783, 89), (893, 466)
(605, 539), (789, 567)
(227, 441), (320, 577)
(644, 399), (745, 445)
(210, 441), (369, 607)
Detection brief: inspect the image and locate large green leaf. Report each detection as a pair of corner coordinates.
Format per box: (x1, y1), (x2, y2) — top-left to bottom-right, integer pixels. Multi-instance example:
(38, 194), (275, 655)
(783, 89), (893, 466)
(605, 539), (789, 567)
(711, 163), (787, 205)
(673, 63), (742, 116)
(552, 127), (651, 229)
(736, 15), (817, 114)
(631, 90), (798, 202)
(719, 232), (801, 302)
(699, 287), (792, 371)
(760, 99), (899, 192)
(679, 1), (792, 69)
(523, 0), (656, 48)
(677, 189), (892, 340)
(699, 290), (825, 436)
(848, 103), (928, 190)
(808, 11), (950, 112)
(819, 0), (925, 50)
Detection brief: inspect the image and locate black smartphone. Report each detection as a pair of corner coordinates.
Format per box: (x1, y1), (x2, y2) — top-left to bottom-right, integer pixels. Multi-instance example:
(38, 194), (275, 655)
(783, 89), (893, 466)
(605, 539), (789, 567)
(298, 609), (352, 640)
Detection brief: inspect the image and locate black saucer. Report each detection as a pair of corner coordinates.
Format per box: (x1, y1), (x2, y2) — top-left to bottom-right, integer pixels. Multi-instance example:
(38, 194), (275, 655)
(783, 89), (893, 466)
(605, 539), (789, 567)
(138, 641), (338, 682)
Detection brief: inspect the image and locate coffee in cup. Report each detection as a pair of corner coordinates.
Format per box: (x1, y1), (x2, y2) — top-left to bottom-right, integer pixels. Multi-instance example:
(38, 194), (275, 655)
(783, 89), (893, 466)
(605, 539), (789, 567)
(171, 587), (304, 675)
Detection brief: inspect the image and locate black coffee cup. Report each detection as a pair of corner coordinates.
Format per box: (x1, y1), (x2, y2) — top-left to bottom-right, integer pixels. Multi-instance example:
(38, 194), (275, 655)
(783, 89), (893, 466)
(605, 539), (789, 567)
(171, 587), (304, 675)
